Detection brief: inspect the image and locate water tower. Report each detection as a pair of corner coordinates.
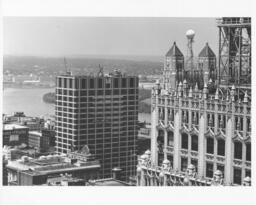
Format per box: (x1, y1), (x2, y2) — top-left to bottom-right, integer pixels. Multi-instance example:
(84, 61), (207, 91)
(186, 29), (195, 71)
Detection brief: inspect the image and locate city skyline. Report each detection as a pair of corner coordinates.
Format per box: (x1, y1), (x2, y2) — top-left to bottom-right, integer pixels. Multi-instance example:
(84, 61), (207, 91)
(2, 17), (252, 187)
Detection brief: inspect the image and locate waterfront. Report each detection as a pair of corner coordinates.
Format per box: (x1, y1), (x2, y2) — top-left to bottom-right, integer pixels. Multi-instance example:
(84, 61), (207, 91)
(3, 88), (151, 122)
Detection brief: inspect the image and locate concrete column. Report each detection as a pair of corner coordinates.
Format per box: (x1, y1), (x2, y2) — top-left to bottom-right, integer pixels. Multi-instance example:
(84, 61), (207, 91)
(225, 117), (233, 185)
(173, 107), (181, 170)
(163, 175), (168, 186)
(151, 96), (159, 165)
(188, 102), (192, 129)
(151, 176), (155, 186)
(198, 113), (206, 177)
(137, 177), (140, 186)
(243, 104), (247, 137)
(140, 169), (146, 186)
(164, 97), (168, 159)
(164, 130), (168, 159)
(242, 143), (246, 180)
(214, 102), (218, 133)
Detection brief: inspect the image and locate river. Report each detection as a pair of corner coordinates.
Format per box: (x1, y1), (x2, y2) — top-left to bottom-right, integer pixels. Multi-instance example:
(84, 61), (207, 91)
(3, 88), (151, 123)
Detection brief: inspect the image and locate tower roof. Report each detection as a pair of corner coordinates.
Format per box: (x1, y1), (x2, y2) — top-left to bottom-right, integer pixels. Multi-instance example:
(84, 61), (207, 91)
(198, 42), (216, 58)
(165, 42), (184, 57)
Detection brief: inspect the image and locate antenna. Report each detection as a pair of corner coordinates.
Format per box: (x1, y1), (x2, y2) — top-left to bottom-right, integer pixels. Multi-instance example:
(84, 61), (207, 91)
(63, 57), (71, 75)
(98, 64), (104, 77)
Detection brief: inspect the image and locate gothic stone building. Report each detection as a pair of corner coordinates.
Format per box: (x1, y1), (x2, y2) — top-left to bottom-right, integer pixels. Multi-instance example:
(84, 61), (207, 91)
(137, 17), (251, 186)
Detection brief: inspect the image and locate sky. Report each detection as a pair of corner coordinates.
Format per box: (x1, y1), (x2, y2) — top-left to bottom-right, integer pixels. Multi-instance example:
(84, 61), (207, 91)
(3, 17), (218, 58)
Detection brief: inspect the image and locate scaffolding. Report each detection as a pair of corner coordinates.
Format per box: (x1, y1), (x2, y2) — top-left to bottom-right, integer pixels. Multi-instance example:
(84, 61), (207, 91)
(217, 17), (251, 97)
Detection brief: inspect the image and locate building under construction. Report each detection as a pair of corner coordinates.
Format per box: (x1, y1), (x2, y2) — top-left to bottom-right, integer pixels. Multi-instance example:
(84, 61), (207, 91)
(136, 17), (251, 186)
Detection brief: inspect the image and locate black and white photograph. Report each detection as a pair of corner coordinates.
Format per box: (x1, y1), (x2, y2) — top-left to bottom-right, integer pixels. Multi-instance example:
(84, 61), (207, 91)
(0, 0), (255, 205)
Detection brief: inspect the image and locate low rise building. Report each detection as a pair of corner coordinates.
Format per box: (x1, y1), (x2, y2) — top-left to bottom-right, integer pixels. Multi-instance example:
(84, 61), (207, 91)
(45, 174), (86, 186)
(29, 131), (50, 153)
(3, 112), (45, 131)
(6, 146), (100, 186)
(87, 178), (130, 186)
(41, 128), (55, 147)
(3, 124), (29, 146)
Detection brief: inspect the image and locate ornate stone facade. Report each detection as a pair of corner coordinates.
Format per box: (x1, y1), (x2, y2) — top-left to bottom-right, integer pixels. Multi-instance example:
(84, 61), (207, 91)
(137, 17), (251, 186)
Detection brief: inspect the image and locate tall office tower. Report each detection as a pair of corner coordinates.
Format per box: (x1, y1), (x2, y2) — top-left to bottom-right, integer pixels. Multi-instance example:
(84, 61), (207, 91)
(55, 69), (139, 181)
(137, 17), (251, 186)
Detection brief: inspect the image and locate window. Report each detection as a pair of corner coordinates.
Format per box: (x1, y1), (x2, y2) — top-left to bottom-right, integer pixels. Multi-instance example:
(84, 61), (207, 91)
(217, 164), (225, 178)
(191, 135), (198, 151)
(75, 79), (79, 89)
(81, 79), (87, 88)
(114, 78), (119, 88)
(206, 137), (214, 154)
(97, 90), (103, 95)
(181, 157), (188, 172)
(167, 155), (173, 168)
(64, 78), (67, 88)
(58, 78), (62, 87)
(234, 141), (242, 159)
(105, 90), (111, 95)
(191, 159), (198, 172)
(130, 78), (134, 87)
(247, 118), (250, 132)
(217, 139), (225, 156)
(206, 162), (214, 178)
(181, 133), (188, 149)
(122, 78), (127, 87)
(168, 131), (174, 147)
(98, 78), (103, 88)
(245, 169), (251, 177)
(90, 79), (94, 88)
(233, 168), (242, 185)
(158, 153), (164, 166)
(246, 143), (251, 161)
(69, 79), (73, 88)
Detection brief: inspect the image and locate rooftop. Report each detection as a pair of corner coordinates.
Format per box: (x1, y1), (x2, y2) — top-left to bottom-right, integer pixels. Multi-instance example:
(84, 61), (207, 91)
(29, 131), (42, 136)
(165, 42), (184, 57)
(198, 43), (216, 58)
(7, 155), (100, 176)
(87, 178), (130, 186)
(3, 124), (28, 131)
(58, 69), (137, 78)
(46, 174), (85, 185)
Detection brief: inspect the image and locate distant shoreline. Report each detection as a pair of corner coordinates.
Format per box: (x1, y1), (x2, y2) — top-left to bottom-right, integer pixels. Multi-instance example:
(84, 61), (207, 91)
(42, 89), (152, 113)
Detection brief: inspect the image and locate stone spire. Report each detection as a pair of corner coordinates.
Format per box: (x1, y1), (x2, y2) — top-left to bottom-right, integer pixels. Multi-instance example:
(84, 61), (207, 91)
(194, 83), (198, 92)
(165, 41), (184, 57)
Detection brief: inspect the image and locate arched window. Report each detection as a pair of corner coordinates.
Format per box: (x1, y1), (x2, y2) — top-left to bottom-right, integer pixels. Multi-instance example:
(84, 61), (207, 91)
(246, 143), (251, 161)
(206, 137), (214, 154)
(157, 130), (164, 153)
(217, 139), (225, 156)
(168, 131), (174, 147)
(158, 130), (164, 138)
(191, 135), (198, 151)
(206, 162), (214, 178)
(234, 141), (243, 159)
(181, 157), (188, 172)
(181, 133), (188, 149)
(233, 168), (242, 185)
